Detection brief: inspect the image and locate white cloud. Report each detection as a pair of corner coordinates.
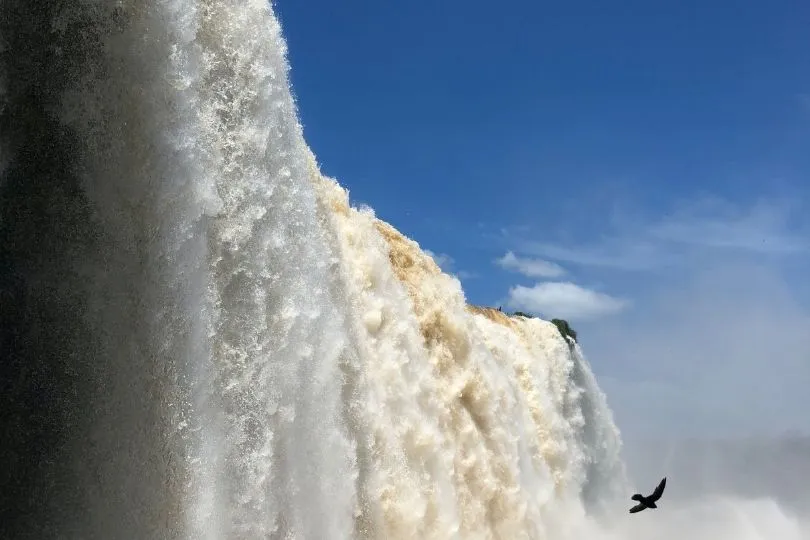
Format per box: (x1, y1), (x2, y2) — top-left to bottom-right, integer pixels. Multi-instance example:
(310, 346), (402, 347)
(521, 239), (671, 271)
(650, 198), (806, 254)
(513, 197), (807, 272)
(506, 281), (628, 320)
(495, 251), (566, 278)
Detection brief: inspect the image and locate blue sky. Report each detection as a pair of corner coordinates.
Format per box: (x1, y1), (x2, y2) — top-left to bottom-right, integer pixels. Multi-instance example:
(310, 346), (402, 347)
(274, 0), (810, 439)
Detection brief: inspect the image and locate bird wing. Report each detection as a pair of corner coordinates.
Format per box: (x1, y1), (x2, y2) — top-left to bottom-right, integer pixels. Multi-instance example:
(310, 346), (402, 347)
(629, 503), (647, 513)
(649, 477), (666, 501)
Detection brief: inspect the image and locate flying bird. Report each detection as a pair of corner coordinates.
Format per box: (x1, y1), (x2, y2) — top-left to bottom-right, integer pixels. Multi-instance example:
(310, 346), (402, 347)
(628, 477), (667, 514)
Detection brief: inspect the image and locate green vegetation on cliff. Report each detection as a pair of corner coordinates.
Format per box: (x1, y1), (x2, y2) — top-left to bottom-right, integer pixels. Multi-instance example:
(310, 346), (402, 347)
(550, 318), (577, 343)
(501, 309), (578, 344)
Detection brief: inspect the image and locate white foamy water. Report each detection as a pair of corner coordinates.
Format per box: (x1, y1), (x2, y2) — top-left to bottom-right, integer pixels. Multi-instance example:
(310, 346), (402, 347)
(0, 1), (806, 539)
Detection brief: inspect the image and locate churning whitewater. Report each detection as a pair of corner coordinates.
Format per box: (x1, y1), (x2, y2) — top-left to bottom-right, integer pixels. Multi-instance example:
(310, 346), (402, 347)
(2, 1), (805, 540)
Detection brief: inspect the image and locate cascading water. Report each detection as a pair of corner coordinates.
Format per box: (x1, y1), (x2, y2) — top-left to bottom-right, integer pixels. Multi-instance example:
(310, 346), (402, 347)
(1, 2), (807, 540)
(314, 176), (629, 538)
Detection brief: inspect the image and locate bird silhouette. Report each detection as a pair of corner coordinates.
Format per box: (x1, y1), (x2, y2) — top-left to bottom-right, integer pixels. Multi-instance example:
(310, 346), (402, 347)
(628, 477), (666, 514)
